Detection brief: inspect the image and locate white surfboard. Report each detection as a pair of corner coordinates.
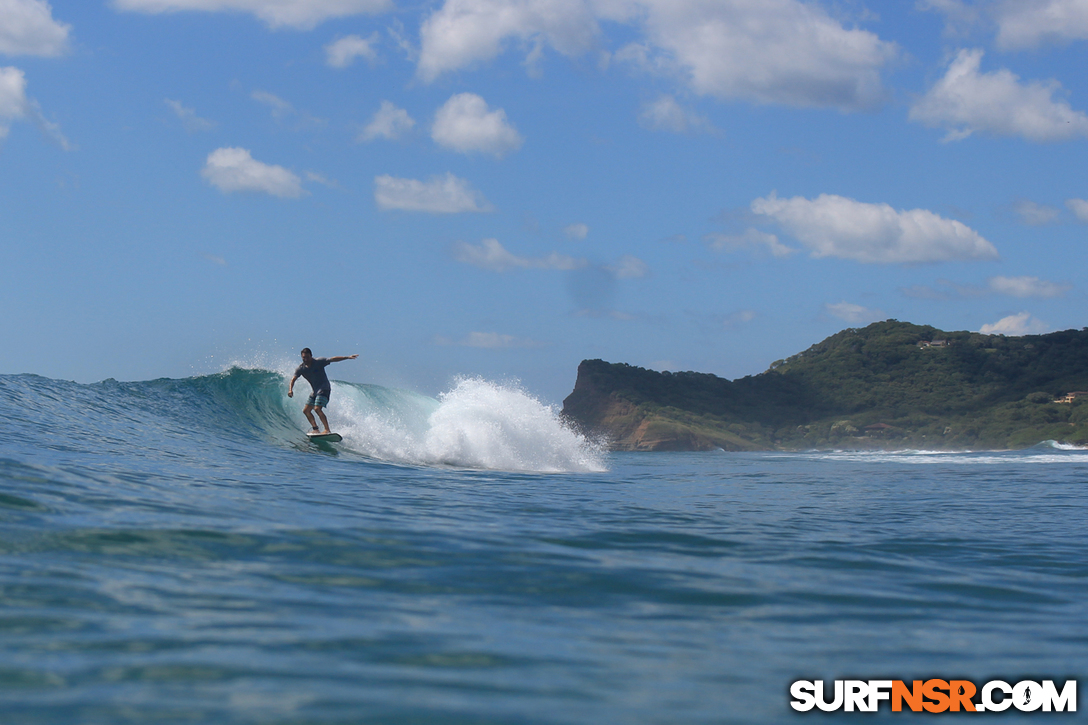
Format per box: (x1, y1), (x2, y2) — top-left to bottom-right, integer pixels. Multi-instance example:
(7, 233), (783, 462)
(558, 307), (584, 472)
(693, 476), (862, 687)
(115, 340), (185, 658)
(307, 432), (342, 443)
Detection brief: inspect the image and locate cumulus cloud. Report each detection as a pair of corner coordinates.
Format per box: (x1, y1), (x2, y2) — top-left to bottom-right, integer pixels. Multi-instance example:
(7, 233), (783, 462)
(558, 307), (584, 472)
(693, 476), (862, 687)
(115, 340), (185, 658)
(325, 33), (379, 67)
(375, 172), (492, 213)
(704, 228), (796, 258)
(826, 302), (884, 325)
(417, 0), (896, 111)
(0, 0), (70, 57)
(452, 237), (587, 272)
(918, 0), (982, 35)
(564, 222), (588, 240)
(638, 95), (713, 134)
(0, 65), (27, 138)
(201, 147), (305, 198)
(750, 192), (998, 264)
(923, 1), (1088, 50)
(988, 275), (1069, 298)
(0, 65), (70, 148)
(622, 0), (896, 110)
(1013, 199), (1060, 225)
(909, 49), (1088, 143)
(165, 99), (215, 132)
(1066, 198), (1088, 222)
(417, 0), (600, 83)
(435, 331), (545, 348)
(359, 100), (415, 141)
(432, 93), (523, 157)
(993, 0), (1088, 49)
(112, 0), (393, 30)
(979, 312), (1048, 336)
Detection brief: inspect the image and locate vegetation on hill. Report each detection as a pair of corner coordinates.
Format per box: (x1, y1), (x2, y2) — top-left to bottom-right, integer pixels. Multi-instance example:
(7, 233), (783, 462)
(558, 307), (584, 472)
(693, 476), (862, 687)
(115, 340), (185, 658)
(561, 320), (1088, 451)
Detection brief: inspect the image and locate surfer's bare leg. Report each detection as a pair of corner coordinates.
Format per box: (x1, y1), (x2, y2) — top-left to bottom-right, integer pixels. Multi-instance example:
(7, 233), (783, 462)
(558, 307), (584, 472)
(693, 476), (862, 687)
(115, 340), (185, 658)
(302, 404), (319, 431)
(314, 406), (330, 434)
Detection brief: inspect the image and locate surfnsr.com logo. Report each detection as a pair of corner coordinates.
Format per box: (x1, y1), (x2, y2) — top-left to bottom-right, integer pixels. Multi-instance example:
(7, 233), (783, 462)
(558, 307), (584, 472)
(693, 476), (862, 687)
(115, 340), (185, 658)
(790, 679), (1077, 713)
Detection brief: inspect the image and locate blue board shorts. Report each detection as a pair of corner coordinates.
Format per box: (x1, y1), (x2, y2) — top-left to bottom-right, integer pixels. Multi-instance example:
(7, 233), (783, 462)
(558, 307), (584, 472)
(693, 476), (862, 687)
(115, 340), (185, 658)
(306, 389), (331, 408)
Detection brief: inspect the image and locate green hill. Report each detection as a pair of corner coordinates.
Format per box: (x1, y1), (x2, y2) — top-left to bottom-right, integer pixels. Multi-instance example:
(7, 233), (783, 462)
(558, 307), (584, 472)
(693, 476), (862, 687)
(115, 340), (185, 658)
(561, 320), (1088, 451)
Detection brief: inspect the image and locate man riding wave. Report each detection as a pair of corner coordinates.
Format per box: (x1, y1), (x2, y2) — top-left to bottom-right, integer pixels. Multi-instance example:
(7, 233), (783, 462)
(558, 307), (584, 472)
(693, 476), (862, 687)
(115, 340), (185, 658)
(288, 348), (358, 435)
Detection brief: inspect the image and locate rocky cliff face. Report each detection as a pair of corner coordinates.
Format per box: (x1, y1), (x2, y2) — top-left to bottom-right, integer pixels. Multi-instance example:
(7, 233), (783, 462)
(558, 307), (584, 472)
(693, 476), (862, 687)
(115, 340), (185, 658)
(560, 321), (1088, 452)
(561, 360), (762, 451)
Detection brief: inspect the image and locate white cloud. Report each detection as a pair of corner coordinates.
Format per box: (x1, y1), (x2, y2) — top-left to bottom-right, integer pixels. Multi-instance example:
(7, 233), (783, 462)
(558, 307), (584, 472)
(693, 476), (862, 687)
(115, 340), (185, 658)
(201, 147), (305, 198)
(918, 0), (981, 34)
(704, 228), (796, 258)
(431, 92), (523, 157)
(251, 89), (324, 127)
(0, 64), (70, 148)
(165, 99), (215, 132)
(923, 1), (1088, 50)
(251, 89), (291, 116)
(111, 0), (393, 30)
(721, 309), (756, 328)
(1013, 199), (1060, 225)
(1066, 198), (1088, 222)
(304, 170), (338, 188)
(623, 0), (896, 110)
(638, 95), (713, 133)
(375, 172), (492, 213)
(826, 301), (884, 325)
(988, 275), (1069, 298)
(453, 237), (587, 272)
(0, 0), (70, 57)
(359, 100), (415, 141)
(0, 66), (27, 137)
(979, 312), (1048, 336)
(563, 222), (588, 240)
(436, 331), (545, 348)
(608, 255), (648, 279)
(417, 0), (896, 111)
(325, 33), (379, 67)
(993, 0), (1088, 49)
(750, 192), (998, 264)
(417, 0), (600, 83)
(909, 49), (1088, 143)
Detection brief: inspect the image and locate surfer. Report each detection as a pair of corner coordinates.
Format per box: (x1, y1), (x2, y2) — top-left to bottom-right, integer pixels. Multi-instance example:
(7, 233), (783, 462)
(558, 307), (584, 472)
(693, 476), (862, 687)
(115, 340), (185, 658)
(288, 348), (358, 435)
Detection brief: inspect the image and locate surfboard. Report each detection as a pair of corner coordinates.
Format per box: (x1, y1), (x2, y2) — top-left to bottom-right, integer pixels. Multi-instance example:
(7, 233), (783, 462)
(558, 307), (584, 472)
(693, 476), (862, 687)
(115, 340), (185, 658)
(307, 432), (342, 443)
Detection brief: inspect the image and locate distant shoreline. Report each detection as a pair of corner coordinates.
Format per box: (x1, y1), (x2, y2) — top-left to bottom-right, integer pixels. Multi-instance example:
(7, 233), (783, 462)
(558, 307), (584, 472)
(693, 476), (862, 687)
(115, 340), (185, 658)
(562, 320), (1088, 452)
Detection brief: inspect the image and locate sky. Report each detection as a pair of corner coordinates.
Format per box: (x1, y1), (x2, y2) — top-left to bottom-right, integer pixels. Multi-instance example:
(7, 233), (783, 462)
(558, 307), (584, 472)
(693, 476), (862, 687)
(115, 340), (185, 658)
(2, 0), (1088, 404)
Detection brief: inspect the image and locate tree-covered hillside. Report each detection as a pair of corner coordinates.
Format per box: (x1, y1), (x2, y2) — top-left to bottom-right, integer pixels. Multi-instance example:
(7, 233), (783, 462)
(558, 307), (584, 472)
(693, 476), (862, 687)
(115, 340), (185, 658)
(562, 321), (1088, 451)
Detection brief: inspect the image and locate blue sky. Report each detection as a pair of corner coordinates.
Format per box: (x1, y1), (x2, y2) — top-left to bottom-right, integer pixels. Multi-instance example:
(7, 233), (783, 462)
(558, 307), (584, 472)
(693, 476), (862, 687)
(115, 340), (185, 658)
(3, 0), (1088, 403)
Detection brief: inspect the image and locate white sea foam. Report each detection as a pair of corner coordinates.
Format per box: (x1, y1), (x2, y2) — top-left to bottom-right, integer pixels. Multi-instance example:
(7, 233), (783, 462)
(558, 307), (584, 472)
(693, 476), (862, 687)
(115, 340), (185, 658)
(330, 377), (607, 473)
(1042, 439), (1088, 451)
(788, 447), (1088, 465)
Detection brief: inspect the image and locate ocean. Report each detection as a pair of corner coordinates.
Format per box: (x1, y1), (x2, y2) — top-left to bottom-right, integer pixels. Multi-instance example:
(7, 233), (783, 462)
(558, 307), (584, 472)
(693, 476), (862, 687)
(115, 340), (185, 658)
(0, 368), (1084, 724)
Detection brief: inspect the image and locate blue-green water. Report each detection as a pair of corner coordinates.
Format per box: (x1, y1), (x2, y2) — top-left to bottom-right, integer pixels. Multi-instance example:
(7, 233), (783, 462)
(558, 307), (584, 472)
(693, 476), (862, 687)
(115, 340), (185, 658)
(0, 369), (1084, 723)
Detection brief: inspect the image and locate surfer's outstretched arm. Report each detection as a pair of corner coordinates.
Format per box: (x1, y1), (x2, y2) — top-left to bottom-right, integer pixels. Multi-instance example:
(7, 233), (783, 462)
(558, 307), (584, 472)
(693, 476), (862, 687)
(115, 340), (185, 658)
(328, 355), (358, 363)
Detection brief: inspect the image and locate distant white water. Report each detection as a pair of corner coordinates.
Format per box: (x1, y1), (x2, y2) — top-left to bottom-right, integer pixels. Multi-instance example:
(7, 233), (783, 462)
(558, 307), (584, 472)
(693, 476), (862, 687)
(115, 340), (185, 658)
(789, 445), (1088, 465)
